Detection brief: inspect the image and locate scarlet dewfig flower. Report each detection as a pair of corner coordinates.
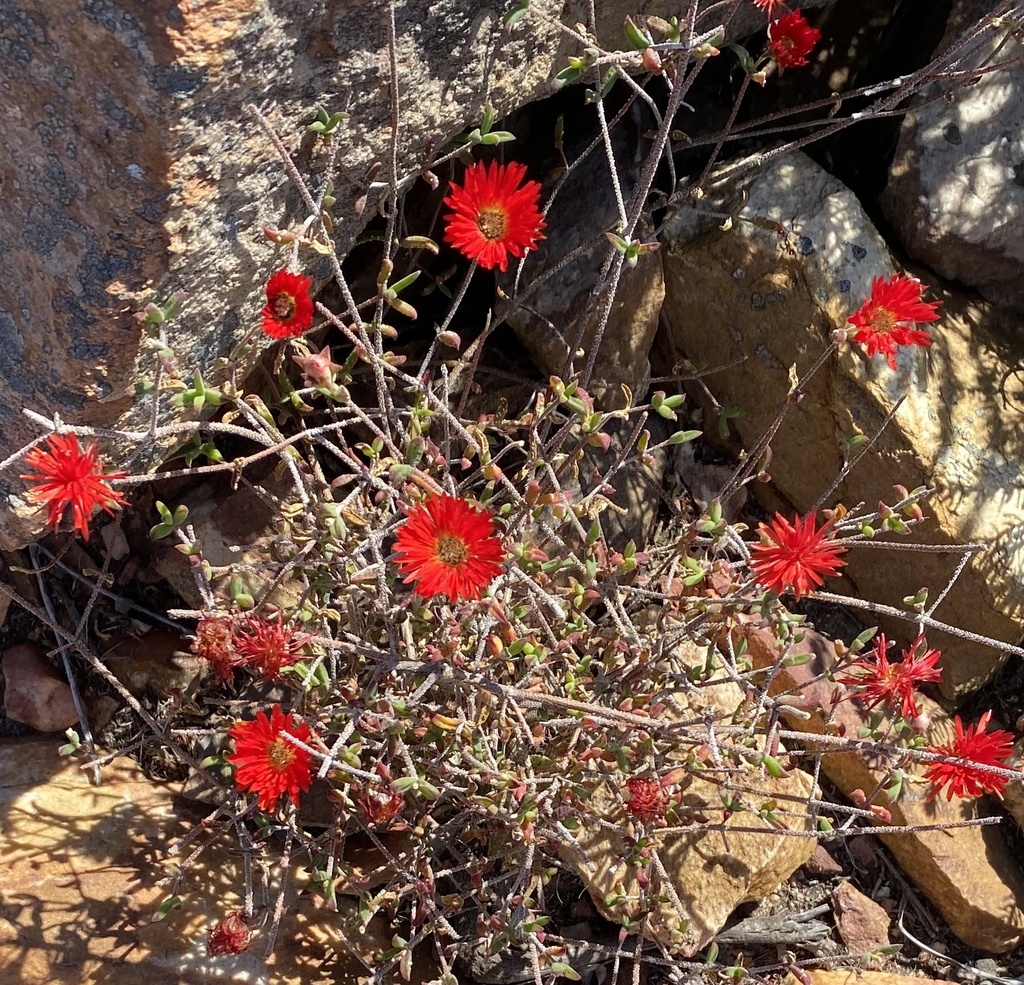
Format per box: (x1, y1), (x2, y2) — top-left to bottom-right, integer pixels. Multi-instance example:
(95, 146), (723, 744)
(767, 10), (821, 69)
(442, 161), (546, 272)
(392, 493), (505, 601)
(624, 776), (668, 823)
(21, 433), (128, 540)
(838, 634), (942, 719)
(231, 612), (311, 682)
(923, 710), (1014, 801)
(228, 704), (313, 812)
(750, 512), (847, 600)
(207, 912), (252, 956)
(848, 274), (942, 369)
(751, 0), (784, 12)
(192, 616), (237, 683)
(262, 269), (314, 340)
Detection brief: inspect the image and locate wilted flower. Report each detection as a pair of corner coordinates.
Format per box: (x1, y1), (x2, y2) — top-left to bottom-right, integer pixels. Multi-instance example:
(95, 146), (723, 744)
(838, 634), (942, 719)
(192, 616), (237, 683)
(207, 912), (252, 956)
(231, 612), (310, 682)
(624, 776), (668, 823)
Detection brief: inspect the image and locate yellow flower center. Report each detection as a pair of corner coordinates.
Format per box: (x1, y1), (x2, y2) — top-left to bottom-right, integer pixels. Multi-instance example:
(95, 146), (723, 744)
(267, 736), (296, 771)
(476, 206), (509, 242)
(273, 293), (296, 320)
(435, 532), (470, 567)
(874, 308), (897, 331)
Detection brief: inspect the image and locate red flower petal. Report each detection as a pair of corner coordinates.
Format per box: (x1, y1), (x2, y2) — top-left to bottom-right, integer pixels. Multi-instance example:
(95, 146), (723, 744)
(442, 161), (546, 272)
(228, 704), (313, 812)
(21, 432), (128, 540)
(392, 493), (505, 601)
(262, 269), (314, 340)
(750, 512), (846, 600)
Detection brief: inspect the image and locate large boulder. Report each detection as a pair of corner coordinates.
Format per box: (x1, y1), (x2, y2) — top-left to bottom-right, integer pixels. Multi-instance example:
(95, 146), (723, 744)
(0, 0), (837, 550)
(659, 150), (1024, 697)
(881, 0), (1024, 311)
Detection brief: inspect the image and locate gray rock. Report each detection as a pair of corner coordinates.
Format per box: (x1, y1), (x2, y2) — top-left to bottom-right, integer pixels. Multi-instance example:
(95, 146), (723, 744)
(1, 0), (836, 550)
(881, 0), (1024, 311)
(660, 149), (1024, 696)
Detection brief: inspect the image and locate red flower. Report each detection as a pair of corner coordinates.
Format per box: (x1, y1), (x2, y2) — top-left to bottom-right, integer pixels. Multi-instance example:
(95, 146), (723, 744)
(767, 10), (821, 69)
(624, 776), (668, 823)
(228, 704), (313, 812)
(752, 0), (785, 12)
(231, 612), (310, 682)
(923, 710), (1014, 801)
(262, 269), (314, 340)
(838, 634), (942, 719)
(392, 493), (505, 601)
(442, 161), (546, 272)
(192, 616), (237, 682)
(207, 912), (252, 956)
(21, 433), (128, 540)
(848, 274), (942, 370)
(750, 512), (847, 600)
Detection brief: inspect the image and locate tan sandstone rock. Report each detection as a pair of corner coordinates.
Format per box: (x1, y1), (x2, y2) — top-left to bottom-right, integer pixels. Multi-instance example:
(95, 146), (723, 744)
(0, 737), (430, 984)
(564, 641), (815, 955)
(661, 149), (1024, 697)
(785, 972), (950, 985)
(736, 623), (1024, 953)
(831, 881), (891, 965)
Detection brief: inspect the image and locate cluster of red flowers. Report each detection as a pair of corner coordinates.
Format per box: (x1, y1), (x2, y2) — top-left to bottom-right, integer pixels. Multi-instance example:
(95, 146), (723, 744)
(838, 633), (942, 719)
(21, 432), (128, 541)
(750, 511), (847, 600)
(192, 612), (310, 683)
(847, 273), (942, 369)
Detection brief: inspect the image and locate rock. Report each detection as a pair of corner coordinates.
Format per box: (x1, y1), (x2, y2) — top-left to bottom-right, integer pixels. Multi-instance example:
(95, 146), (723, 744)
(804, 844), (844, 878)
(785, 973), (949, 985)
(564, 640), (815, 955)
(0, 0), (844, 552)
(660, 149), (1024, 697)
(831, 881), (891, 965)
(881, 0), (1024, 311)
(2, 643), (78, 733)
(0, 736), (435, 984)
(103, 629), (204, 698)
(507, 100), (666, 408)
(148, 469), (306, 612)
(735, 623), (1024, 953)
